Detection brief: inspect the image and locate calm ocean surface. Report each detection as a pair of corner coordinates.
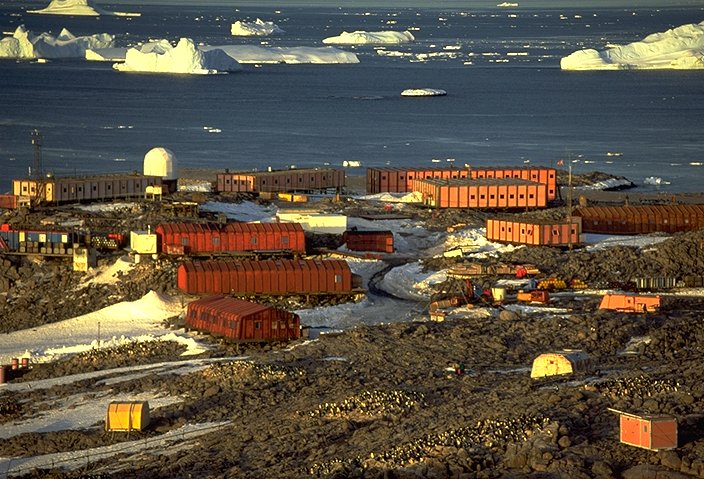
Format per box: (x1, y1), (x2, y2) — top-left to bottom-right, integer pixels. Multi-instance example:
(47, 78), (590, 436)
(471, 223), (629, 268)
(1, 3), (703, 194)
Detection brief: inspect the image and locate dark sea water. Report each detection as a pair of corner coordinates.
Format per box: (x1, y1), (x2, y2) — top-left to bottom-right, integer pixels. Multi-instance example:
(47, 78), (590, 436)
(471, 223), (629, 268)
(1, 3), (703, 194)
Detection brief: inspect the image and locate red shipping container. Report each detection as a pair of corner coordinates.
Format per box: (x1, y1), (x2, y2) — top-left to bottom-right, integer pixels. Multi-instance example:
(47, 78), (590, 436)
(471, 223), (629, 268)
(343, 230), (394, 253)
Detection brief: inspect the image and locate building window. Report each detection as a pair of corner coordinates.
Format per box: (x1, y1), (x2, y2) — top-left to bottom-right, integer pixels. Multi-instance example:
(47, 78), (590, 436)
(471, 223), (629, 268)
(213, 237), (220, 247)
(480, 195), (485, 200)
(181, 237), (189, 246)
(335, 274), (342, 283)
(251, 237), (258, 245)
(255, 321), (261, 330)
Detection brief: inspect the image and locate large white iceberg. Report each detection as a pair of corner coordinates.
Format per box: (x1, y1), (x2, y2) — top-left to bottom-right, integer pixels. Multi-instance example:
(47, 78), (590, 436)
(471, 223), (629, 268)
(231, 19), (285, 36)
(0, 25), (114, 59)
(202, 44), (358, 64)
(27, 0), (140, 16)
(561, 20), (704, 70)
(323, 30), (415, 45)
(113, 38), (241, 74)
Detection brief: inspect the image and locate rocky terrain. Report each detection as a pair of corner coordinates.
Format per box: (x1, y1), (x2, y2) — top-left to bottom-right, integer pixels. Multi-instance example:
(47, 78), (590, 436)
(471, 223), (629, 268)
(1, 172), (704, 479)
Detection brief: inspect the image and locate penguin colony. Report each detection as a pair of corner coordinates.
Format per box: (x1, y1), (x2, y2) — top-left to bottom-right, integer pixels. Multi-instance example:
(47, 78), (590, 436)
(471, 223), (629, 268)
(308, 413), (550, 476)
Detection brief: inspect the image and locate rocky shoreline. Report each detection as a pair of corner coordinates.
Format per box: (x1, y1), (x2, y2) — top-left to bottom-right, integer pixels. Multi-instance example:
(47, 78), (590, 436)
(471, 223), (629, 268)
(1, 172), (704, 479)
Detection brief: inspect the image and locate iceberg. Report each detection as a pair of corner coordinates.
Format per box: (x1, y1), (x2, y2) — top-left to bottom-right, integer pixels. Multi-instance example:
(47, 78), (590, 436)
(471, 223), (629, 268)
(113, 38), (241, 74)
(401, 88), (447, 97)
(323, 30), (415, 45)
(231, 19), (285, 36)
(202, 44), (358, 64)
(0, 25), (113, 59)
(27, 0), (140, 17)
(85, 47), (127, 62)
(561, 20), (704, 70)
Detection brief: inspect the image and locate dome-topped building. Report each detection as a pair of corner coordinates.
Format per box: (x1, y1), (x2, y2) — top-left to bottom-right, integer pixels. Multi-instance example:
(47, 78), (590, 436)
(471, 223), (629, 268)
(144, 147), (178, 193)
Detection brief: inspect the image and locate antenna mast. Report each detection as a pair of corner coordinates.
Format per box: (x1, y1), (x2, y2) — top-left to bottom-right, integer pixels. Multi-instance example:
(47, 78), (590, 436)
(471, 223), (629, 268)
(31, 129), (46, 207)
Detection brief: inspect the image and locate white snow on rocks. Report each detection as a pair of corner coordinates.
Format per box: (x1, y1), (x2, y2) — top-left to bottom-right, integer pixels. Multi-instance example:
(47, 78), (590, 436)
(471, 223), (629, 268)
(323, 30), (415, 45)
(231, 18), (285, 36)
(561, 20), (704, 70)
(113, 38), (241, 74)
(0, 25), (113, 59)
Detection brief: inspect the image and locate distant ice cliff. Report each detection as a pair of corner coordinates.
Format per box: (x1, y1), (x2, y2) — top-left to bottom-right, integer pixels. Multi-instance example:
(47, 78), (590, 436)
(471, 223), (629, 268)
(561, 20), (704, 70)
(0, 25), (113, 59)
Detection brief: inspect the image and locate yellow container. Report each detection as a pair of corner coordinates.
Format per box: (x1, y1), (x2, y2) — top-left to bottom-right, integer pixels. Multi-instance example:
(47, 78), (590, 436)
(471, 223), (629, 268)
(105, 401), (150, 432)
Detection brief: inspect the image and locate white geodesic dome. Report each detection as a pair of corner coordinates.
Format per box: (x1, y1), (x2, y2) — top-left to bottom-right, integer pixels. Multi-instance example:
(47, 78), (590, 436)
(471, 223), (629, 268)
(143, 147), (177, 180)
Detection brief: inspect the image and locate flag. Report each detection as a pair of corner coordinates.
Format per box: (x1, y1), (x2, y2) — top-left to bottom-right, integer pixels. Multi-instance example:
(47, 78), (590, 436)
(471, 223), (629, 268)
(557, 159), (564, 166)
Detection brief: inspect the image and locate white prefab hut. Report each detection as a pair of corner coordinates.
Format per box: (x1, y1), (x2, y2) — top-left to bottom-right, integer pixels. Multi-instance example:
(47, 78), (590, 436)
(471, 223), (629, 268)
(530, 350), (592, 379)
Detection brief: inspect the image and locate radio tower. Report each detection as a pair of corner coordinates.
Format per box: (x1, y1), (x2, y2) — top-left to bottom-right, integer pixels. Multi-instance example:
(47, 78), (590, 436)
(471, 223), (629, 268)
(31, 129), (45, 207)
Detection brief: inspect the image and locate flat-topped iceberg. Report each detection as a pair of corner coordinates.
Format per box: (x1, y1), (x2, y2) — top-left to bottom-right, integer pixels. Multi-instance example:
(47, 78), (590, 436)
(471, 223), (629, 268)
(231, 19), (285, 36)
(113, 38), (241, 74)
(27, 0), (139, 16)
(561, 20), (704, 70)
(323, 30), (414, 45)
(202, 44), (358, 64)
(0, 25), (113, 59)
(401, 88), (447, 97)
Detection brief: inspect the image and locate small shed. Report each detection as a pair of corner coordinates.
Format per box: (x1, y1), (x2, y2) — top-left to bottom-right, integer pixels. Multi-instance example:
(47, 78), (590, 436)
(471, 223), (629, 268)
(530, 350), (591, 379)
(106, 401), (150, 432)
(130, 230), (158, 255)
(615, 410), (677, 451)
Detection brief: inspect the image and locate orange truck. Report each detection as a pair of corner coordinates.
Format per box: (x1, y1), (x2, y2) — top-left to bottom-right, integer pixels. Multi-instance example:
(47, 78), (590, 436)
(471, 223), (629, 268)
(599, 293), (661, 313)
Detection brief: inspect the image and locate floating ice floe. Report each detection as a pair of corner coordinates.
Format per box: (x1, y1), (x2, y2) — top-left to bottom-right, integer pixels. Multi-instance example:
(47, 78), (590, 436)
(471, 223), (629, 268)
(401, 88), (447, 97)
(27, 0), (140, 16)
(0, 25), (113, 59)
(201, 44), (358, 64)
(323, 30), (415, 45)
(113, 38), (241, 74)
(644, 176), (670, 186)
(561, 20), (704, 70)
(231, 19), (285, 36)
